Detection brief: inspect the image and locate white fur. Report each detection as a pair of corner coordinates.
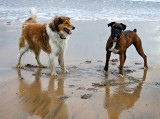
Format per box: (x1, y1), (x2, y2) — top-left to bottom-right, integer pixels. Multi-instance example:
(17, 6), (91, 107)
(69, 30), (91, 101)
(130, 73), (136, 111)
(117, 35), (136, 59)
(17, 41), (29, 68)
(46, 24), (69, 76)
(30, 7), (37, 19)
(109, 41), (119, 54)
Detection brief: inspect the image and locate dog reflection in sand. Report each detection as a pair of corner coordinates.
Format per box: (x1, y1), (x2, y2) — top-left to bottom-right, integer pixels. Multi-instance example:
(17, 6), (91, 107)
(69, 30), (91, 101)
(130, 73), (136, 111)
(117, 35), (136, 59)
(104, 69), (148, 119)
(17, 68), (68, 119)
(16, 8), (75, 76)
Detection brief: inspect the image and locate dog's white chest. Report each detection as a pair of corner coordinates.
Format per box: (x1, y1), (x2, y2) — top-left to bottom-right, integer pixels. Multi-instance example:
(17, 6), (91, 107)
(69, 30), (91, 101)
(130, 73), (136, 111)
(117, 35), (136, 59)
(109, 41), (119, 54)
(47, 24), (68, 56)
(49, 38), (67, 56)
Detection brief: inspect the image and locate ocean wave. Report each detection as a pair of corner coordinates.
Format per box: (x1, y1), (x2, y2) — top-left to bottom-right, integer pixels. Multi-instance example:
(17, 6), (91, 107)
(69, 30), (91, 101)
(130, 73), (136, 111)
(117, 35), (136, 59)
(130, 0), (160, 2)
(0, 0), (160, 22)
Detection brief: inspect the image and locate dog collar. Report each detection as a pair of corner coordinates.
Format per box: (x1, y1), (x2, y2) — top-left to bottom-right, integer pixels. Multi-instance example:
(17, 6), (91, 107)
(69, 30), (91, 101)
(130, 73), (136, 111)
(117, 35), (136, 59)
(59, 34), (66, 39)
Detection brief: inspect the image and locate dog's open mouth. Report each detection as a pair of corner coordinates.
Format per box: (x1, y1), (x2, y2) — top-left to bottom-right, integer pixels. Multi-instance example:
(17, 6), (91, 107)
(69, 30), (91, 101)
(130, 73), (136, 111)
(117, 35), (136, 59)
(64, 28), (72, 35)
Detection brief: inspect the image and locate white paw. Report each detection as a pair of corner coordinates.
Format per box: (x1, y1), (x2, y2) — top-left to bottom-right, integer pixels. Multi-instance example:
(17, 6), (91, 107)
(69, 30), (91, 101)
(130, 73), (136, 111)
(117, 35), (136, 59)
(16, 64), (23, 69)
(51, 72), (58, 76)
(118, 74), (124, 77)
(63, 68), (69, 73)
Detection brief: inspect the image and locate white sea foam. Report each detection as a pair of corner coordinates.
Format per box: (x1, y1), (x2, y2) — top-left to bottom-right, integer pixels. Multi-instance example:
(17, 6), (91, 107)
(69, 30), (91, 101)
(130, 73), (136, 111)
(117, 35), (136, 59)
(131, 0), (160, 2)
(0, 0), (160, 22)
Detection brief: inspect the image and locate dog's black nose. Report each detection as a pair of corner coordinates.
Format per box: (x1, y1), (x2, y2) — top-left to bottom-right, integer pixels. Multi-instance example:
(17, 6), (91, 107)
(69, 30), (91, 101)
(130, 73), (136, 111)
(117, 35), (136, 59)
(72, 26), (75, 30)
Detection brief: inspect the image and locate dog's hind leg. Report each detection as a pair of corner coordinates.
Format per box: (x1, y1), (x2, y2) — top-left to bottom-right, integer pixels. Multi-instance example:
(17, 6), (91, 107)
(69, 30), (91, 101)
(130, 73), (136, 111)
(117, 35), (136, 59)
(33, 49), (46, 68)
(16, 39), (29, 68)
(133, 38), (148, 68)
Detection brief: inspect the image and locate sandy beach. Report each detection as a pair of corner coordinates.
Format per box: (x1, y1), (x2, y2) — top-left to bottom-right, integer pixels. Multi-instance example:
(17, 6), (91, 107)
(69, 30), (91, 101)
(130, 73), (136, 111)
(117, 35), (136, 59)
(0, 18), (160, 119)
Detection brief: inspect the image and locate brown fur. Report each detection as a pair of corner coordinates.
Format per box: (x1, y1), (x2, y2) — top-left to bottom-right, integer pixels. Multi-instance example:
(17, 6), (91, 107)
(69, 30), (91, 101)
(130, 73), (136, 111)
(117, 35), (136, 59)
(49, 16), (73, 32)
(25, 17), (37, 23)
(104, 22), (148, 74)
(19, 23), (51, 53)
(17, 16), (75, 76)
(18, 16), (74, 54)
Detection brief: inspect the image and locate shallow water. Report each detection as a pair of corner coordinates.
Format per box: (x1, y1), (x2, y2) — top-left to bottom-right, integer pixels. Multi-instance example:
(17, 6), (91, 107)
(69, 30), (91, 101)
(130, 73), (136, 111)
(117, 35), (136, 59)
(0, 0), (160, 22)
(1, 61), (160, 119)
(0, 19), (160, 119)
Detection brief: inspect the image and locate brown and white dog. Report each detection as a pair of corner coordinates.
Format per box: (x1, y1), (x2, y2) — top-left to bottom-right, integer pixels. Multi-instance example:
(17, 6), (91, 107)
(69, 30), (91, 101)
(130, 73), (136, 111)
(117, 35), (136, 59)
(104, 22), (148, 74)
(16, 8), (75, 76)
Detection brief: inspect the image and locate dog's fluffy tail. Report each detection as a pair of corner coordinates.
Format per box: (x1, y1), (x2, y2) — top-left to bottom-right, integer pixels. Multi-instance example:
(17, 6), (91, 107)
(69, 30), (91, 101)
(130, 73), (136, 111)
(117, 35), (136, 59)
(29, 7), (37, 19)
(133, 29), (137, 32)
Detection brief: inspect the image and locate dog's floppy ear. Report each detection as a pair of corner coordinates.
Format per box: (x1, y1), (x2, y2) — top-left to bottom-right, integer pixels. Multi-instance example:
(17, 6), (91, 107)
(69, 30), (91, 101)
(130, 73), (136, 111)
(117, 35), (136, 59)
(120, 23), (126, 30)
(108, 22), (116, 27)
(53, 16), (63, 31)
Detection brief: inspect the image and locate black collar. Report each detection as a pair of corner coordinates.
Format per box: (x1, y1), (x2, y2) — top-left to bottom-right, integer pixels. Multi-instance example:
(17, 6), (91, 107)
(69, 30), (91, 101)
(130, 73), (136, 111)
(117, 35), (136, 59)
(59, 34), (66, 39)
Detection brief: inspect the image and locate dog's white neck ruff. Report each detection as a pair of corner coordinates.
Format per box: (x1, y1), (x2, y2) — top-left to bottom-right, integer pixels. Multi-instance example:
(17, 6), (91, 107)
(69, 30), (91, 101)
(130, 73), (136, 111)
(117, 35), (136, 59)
(109, 41), (119, 54)
(46, 24), (69, 56)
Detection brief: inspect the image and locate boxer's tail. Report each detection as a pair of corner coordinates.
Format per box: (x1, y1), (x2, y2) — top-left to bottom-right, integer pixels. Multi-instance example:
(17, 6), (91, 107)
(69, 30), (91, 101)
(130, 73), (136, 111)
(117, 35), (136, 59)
(133, 29), (137, 32)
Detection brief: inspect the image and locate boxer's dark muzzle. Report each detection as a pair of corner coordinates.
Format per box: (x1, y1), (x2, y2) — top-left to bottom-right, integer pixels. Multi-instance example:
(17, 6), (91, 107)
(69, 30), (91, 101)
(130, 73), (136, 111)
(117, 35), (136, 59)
(111, 27), (122, 41)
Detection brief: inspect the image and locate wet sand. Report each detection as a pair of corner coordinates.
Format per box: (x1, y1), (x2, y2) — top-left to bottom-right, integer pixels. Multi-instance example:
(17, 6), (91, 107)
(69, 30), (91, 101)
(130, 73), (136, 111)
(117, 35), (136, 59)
(0, 20), (160, 119)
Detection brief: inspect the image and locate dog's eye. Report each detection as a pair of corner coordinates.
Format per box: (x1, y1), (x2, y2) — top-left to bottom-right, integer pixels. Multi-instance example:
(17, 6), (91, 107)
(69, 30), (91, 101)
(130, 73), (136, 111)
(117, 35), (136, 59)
(65, 22), (68, 24)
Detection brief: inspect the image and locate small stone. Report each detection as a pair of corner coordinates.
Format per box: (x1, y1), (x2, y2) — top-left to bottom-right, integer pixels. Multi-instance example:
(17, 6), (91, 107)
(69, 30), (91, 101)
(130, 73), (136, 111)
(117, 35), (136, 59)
(81, 94), (92, 99)
(111, 59), (118, 62)
(58, 96), (69, 100)
(85, 61), (91, 64)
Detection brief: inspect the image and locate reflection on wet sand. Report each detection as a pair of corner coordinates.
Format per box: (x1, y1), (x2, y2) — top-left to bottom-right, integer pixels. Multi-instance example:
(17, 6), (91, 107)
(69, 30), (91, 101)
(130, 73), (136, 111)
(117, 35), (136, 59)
(16, 68), (68, 119)
(104, 69), (148, 119)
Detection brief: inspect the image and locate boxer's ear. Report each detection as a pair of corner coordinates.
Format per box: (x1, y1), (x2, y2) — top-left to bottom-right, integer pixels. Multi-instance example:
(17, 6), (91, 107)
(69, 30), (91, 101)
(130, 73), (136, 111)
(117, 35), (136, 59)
(120, 23), (126, 30)
(108, 22), (115, 27)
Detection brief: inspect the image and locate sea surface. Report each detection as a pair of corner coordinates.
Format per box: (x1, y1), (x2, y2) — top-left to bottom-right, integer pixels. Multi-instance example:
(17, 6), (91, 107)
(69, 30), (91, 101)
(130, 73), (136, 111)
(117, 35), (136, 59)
(0, 0), (160, 22)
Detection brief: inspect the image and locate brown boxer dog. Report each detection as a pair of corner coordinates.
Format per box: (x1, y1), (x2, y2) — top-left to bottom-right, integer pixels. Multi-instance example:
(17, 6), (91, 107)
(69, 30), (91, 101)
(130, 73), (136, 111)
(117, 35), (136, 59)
(104, 22), (148, 74)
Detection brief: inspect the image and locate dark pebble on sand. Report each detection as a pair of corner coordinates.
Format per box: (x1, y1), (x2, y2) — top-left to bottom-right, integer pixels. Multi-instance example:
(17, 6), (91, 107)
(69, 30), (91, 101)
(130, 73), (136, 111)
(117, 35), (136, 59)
(92, 83), (105, 87)
(135, 62), (142, 65)
(110, 59), (118, 62)
(153, 82), (160, 85)
(5, 21), (11, 25)
(87, 88), (97, 91)
(71, 66), (78, 68)
(97, 60), (103, 62)
(69, 85), (75, 88)
(81, 94), (92, 99)
(85, 61), (92, 64)
(125, 69), (136, 73)
(77, 87), (86, 90)
(58, 96), (69, 100)
(25, 64), (38, 68)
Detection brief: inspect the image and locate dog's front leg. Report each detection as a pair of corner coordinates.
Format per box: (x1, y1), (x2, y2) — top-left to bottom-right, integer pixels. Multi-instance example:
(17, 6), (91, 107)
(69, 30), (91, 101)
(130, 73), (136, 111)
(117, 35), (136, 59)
(58, 52), (69, 73)
(119, 53), (125, 74)
(104, 50), (111, 71)
(49, 53), (57, 76)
